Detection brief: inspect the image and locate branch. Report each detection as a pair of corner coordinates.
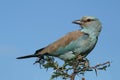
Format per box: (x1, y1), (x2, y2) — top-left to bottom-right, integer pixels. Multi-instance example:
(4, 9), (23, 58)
(34, 55), (110, 80)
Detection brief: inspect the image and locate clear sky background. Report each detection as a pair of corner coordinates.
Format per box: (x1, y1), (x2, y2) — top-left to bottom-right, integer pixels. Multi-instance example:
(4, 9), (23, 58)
(0, 0), (120, 80)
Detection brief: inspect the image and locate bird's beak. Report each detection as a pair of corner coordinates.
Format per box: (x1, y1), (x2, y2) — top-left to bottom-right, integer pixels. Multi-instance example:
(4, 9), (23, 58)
(72, 20), (82, 25)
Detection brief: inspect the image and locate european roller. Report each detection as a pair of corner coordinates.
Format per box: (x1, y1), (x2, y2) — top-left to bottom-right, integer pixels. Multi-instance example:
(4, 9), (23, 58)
(17, 16), (102, 61)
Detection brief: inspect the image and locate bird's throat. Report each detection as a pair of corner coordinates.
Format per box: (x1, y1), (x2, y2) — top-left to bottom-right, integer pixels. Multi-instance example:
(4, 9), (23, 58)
(81, 27), (101, 38)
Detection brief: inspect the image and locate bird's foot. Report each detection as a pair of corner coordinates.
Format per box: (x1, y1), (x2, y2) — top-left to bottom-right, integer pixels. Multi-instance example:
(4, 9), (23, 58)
(76, 55), (83, 61)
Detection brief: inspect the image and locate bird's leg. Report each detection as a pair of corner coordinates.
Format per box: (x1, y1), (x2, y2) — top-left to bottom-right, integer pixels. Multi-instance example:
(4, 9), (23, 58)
(82, 58), (91, 71)
(76, 55), (83, 61)
(74, 55), (92, 74)
(76, 55), (90, 67)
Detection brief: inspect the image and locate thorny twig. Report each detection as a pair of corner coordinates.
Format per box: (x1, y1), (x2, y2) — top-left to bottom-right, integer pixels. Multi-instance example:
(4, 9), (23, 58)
(34, 55), (110, 80)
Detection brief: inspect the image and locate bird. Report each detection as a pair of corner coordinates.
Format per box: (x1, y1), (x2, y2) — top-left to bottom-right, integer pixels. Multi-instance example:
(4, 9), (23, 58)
(16, 16), (102, 61)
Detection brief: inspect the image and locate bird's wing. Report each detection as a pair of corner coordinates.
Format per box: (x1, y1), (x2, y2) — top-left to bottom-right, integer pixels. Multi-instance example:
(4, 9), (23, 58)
(16, 30), (87, 59)
(37, 30), (86, 55)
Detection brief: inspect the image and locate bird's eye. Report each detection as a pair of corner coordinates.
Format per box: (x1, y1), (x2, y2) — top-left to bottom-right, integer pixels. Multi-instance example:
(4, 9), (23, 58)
(86, 19), (91, 22)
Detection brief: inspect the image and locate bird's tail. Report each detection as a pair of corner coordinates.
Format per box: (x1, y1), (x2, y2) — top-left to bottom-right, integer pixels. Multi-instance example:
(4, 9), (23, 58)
(16, 54), (37, 59)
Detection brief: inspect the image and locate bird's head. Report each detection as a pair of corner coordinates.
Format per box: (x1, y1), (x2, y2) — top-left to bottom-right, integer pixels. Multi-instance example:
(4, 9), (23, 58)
(73, 16), (102, 34)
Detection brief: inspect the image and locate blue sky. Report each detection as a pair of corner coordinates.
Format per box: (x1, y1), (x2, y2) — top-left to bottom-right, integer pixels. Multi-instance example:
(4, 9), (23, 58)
(0, 0), (120, 80)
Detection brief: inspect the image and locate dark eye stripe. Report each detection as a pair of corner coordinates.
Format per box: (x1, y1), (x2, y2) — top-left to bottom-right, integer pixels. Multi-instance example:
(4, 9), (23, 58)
(85, 19), (95, 22)
(81, 19), (95, 23)
(86, 19), (91, 22)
